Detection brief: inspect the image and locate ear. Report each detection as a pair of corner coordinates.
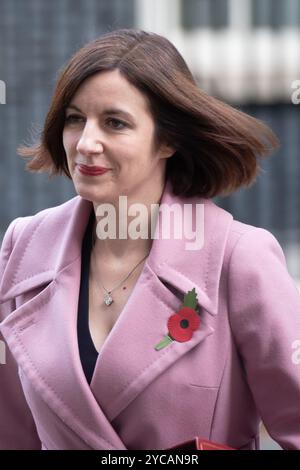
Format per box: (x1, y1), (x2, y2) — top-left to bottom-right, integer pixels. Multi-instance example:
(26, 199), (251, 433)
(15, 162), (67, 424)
(158, 142), (176, 160)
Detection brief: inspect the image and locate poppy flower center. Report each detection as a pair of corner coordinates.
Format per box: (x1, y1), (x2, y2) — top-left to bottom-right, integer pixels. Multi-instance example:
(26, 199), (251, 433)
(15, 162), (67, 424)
(180, 319), (189, 329)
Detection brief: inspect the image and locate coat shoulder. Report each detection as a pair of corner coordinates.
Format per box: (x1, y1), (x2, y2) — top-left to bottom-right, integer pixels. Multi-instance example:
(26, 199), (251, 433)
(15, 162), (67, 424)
(208, 200), (286, 273)
(218, 205), (283, 258)
(228, 218), (285, 262)
(6, 196), (82, 246)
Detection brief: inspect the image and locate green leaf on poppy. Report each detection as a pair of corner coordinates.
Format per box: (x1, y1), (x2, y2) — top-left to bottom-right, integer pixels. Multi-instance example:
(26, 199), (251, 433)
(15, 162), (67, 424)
(154, 335), (173, 351)
(182, 287), (198, 310)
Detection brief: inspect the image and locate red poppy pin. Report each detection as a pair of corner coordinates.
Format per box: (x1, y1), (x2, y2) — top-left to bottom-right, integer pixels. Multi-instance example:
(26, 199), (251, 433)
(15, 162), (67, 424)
(154, 288), (200, 351)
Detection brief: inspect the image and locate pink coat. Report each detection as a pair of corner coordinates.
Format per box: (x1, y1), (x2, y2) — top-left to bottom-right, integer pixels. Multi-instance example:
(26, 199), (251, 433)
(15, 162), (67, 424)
(1, 181), (300, 450)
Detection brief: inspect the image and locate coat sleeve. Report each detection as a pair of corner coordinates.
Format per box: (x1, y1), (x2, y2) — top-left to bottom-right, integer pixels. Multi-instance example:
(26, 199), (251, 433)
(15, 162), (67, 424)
(0, 218), (41, 450)
(228, 227), (300, 450)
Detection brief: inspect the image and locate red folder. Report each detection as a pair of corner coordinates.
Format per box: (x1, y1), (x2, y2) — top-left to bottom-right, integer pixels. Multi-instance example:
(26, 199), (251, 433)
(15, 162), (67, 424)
(166, 436), (235, 450)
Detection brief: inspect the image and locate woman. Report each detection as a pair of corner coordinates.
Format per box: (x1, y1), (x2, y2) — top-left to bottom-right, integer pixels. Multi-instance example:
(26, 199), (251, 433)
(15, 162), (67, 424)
(0, 28), (300, 451)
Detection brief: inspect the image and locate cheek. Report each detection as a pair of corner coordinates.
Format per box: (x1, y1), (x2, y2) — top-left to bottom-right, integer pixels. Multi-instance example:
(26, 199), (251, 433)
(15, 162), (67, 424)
(62, 131), (77, 154)
(62, 132), (69, 153)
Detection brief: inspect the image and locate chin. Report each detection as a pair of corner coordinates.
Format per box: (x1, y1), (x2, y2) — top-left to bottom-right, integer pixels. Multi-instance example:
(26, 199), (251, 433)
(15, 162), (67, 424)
(73, 184), (115, 204)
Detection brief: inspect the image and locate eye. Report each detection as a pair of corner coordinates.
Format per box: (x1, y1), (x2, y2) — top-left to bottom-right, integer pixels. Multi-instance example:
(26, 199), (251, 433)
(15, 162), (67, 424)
(106, 118), (127, 130)
(64, 114), (84, 124)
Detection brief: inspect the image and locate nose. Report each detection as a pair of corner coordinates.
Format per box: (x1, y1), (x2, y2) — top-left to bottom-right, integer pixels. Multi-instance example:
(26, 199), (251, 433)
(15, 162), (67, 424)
(76, 121), (104, 156)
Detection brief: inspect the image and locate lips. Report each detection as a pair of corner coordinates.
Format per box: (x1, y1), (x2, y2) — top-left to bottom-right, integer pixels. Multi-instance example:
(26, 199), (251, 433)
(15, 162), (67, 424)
(77, 164), (110, 176)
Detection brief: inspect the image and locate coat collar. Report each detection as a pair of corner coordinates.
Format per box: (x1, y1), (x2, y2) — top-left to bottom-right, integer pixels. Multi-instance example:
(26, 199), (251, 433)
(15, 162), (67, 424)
(0, 194), (92, 303)
(147, 180), (233, 316)
(0, 180), (233, 449)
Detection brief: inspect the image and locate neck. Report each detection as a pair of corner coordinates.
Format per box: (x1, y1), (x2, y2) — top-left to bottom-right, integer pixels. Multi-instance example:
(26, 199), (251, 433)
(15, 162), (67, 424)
(91, 184), (164, 262)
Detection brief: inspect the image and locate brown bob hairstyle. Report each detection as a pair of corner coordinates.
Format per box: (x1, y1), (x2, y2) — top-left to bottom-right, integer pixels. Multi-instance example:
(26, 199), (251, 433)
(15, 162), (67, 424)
(18, 28), (279, 198)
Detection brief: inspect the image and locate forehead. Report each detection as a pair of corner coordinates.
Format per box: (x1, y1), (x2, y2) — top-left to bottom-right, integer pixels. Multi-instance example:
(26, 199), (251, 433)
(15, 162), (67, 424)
(69, 69), (150, 114)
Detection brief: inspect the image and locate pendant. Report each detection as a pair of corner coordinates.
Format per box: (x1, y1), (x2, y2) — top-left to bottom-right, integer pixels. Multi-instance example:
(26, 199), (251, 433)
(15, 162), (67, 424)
(104, 292), (113, 306)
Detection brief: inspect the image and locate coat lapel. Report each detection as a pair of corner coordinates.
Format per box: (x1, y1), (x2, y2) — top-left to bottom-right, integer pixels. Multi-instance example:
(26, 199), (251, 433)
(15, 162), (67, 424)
(0, 181), (233, 448)
(90, 264), (216, 422)
(0, 197), (127, 449)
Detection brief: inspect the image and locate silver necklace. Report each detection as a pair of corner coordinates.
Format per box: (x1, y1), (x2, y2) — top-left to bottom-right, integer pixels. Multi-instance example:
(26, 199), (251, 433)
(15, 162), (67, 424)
(91, 228), (149, 306)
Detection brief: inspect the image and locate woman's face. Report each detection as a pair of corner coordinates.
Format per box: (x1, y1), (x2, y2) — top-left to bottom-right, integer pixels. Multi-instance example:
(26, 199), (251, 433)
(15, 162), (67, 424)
(62, 69), (174, 204)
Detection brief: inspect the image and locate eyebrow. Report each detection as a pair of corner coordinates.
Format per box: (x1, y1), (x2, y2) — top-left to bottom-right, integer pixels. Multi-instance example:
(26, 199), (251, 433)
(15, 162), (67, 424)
(65, 104), (135, 121)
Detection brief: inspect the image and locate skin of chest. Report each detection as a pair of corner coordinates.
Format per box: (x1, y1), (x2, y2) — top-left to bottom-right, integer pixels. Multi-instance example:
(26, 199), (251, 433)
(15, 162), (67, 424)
(88, 262), (145, 352)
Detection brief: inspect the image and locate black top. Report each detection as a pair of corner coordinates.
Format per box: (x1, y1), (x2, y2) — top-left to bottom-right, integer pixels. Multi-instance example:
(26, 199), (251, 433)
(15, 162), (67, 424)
(77, 210), (99, 384)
